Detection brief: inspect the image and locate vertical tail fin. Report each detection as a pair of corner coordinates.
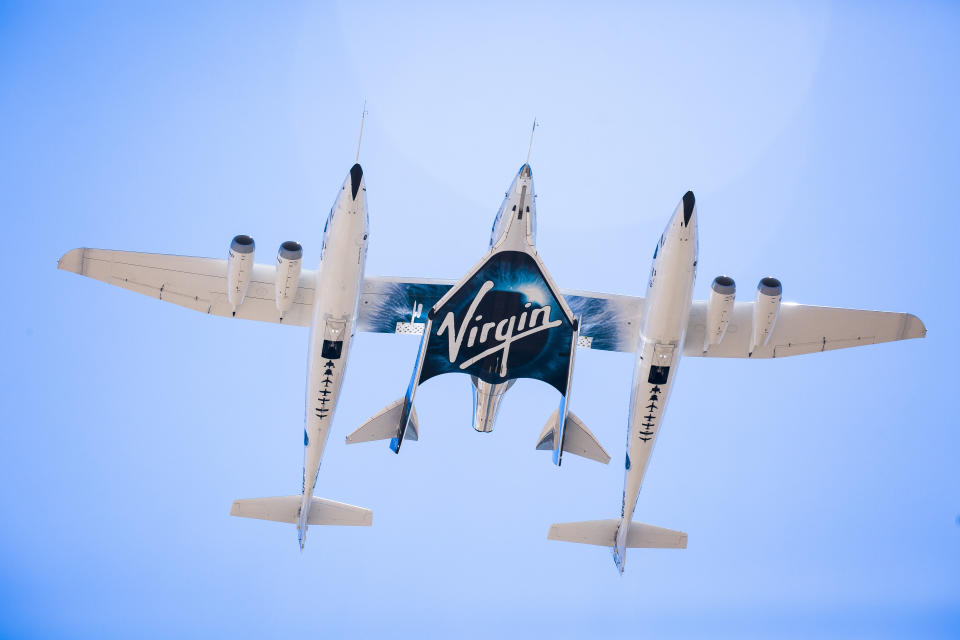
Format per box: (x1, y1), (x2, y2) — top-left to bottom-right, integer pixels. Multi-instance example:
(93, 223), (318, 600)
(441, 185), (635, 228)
(346, 398), (419, 444)
(536, 410), (610, 464)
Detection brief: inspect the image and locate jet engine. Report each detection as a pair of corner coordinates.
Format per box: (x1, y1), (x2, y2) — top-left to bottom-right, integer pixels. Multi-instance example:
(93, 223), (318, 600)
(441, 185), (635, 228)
(703, 275), (736, 352)
(750, 277), (782, 355)
(275, 241), (303, 313)
(227, 235), (255, 310)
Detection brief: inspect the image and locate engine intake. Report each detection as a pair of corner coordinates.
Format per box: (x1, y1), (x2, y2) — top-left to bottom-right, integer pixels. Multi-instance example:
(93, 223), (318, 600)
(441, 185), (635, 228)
(275, 241), (303, 313)
(703, 275), (736, 352)
(227, 235), (255, 310)
(750, 277), (782, 355)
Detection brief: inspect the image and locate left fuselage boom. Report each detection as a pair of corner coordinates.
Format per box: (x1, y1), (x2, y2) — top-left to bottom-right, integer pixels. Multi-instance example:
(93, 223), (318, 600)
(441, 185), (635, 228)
(298, 164), (369, 545)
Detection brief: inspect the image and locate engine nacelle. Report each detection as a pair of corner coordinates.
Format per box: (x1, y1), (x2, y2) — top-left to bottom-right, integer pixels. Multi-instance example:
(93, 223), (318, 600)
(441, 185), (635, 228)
(275, 241), (303, 313)
(703, 275), (736, 352)
(227, 235), (255, 310)
(750, 277), (782, 355)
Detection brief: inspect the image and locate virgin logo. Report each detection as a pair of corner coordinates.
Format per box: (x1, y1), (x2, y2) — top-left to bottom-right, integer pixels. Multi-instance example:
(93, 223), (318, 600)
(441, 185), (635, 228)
(437, 280), (561, 377)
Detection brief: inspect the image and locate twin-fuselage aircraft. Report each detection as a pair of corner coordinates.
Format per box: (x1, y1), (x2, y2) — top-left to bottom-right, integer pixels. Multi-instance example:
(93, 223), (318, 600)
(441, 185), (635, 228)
(59, 151), (926, 572)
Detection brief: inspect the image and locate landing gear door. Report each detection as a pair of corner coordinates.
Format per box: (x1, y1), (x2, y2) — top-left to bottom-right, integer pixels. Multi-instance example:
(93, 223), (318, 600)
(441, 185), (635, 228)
(648, 343), (675, 384)
(321, 317), (347, 360)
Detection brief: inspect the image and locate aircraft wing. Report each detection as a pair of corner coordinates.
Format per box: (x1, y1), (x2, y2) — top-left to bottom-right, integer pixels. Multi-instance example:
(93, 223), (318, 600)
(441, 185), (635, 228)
(358, 276), (645, 353)
(683, 301), (926, 358)
(60, 255), (924, 358)
(360, 278), (926, 358)
(57, 248), (316, 326)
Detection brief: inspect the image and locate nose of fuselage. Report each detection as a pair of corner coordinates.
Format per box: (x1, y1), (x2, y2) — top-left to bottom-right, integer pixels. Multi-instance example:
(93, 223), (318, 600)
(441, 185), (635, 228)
(667, 190), (697, 236)
(335, 163), (367, 213)
(328, 163), (368, 236)
(660, 190), (697, 257)
(347, 163), (364, 202)
(506, 163), (533, 194)
(681, 191), (696, 228)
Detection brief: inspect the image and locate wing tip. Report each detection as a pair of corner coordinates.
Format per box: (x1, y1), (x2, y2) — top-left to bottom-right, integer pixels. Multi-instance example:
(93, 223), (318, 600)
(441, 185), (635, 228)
(904, 313), (927, 340)
(57, 248), (85, 273)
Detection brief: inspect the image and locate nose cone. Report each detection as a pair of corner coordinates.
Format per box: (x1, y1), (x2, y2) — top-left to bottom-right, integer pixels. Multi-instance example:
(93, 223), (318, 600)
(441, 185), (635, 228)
(682, 191), (695, 227)
(667, 190), (697, 237)
(490, 162), (538, 249)
(511, 163), (536, 199)
(349, 163), (363, 200)
(663, 190), (697, 255)
(505, 163), (534, 194)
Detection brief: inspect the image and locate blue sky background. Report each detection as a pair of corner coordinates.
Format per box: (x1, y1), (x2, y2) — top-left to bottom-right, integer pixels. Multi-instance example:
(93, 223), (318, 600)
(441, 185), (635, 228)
(1, 1), (958, 637)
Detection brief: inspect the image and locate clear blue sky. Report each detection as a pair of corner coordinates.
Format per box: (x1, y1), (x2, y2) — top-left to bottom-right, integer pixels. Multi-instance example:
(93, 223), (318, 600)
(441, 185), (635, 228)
(1, 2), (957, 637)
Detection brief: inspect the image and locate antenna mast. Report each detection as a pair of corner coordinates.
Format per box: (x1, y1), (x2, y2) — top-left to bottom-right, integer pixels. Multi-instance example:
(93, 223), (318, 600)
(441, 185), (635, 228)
(355, 101), (368, 163)
(526, 117), (538, 165)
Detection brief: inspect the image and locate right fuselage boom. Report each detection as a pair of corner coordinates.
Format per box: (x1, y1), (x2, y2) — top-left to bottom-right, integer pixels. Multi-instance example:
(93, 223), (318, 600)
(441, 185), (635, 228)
(614, 192), (698, 571)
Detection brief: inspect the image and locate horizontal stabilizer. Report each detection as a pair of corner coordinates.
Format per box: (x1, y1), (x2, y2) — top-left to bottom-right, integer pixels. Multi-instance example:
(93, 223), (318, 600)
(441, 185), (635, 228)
(346, 398), (419, 444)
(230, 495), (372, 526)
(547, 519), (686, 549)
(536, 410), (610, 464)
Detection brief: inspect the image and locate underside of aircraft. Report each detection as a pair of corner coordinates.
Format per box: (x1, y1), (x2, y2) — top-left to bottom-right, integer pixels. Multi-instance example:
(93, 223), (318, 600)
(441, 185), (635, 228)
(59, 151), (925, 571)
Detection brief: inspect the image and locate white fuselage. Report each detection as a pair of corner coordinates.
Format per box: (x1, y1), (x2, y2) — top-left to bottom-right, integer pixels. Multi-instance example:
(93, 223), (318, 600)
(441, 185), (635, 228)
(614, 194), (698, 571)
(298, 164), (369, 547)
(470, 164), (537, 431)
